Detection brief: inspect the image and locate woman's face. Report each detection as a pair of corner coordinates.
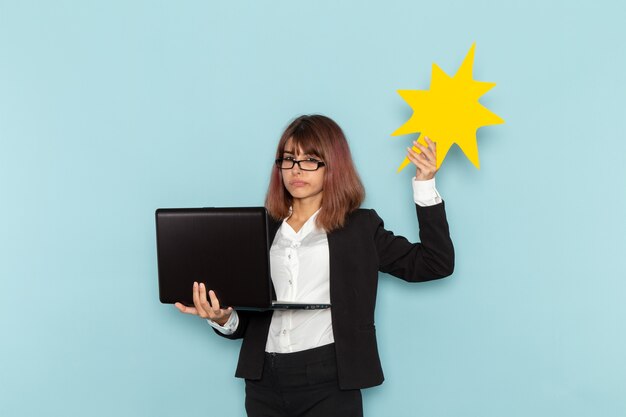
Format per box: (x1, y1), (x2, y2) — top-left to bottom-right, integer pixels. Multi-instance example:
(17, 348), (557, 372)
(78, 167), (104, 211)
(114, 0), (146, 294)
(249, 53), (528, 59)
(280, 138), (325, 203)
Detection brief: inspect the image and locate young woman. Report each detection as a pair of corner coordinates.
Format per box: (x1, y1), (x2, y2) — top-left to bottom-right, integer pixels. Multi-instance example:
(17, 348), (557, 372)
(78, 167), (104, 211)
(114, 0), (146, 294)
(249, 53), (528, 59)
(175, 115), (454, 417)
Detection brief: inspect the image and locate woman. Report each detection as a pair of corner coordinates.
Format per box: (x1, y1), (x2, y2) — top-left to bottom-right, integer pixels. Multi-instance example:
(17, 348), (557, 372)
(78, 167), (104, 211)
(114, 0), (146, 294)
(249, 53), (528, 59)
(175, 115), (454, 417)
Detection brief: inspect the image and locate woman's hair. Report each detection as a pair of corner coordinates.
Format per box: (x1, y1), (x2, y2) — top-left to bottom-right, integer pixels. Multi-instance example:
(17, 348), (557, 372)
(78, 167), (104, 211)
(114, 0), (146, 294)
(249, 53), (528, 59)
(265, 114), (365, 232)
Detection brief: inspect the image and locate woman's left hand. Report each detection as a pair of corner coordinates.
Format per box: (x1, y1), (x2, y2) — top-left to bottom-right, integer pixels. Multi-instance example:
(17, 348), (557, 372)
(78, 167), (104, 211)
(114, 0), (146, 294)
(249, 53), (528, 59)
(406, 136), (438, 180)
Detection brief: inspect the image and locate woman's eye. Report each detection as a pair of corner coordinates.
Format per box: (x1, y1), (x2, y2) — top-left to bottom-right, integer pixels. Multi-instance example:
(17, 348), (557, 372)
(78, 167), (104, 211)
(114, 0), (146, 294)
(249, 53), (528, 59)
(283, 156), (295, 161)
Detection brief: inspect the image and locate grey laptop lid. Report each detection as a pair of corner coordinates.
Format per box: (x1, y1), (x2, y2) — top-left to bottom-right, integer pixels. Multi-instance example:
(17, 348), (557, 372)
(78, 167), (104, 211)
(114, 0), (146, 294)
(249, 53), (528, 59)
(155, 207), (330, 311)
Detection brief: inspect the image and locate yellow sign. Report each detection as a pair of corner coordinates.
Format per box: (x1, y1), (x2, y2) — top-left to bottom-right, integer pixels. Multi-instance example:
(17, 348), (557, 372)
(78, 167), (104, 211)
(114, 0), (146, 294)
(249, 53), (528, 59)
(393, 43), (504, 171)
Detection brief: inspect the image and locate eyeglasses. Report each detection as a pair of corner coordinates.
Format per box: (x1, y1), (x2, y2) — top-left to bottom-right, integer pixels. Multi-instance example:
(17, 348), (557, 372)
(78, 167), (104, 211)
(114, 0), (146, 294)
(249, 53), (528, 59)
(275, 157), (326, 171)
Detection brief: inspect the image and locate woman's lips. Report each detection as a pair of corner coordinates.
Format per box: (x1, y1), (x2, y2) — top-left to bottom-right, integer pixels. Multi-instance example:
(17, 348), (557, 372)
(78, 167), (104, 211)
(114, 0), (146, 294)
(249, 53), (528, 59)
(289, 181), (308, 187)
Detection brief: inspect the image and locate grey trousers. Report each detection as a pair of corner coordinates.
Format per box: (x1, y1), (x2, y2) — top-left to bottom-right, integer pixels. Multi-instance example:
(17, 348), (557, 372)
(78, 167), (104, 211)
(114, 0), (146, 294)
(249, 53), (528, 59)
(245, 344), (363, 417)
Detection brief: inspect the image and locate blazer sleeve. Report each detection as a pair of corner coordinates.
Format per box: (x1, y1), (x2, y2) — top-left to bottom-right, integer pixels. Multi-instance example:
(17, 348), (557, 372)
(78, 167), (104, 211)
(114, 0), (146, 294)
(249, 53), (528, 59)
(372, 201), (454, 282)
(212, 311), (251, 340)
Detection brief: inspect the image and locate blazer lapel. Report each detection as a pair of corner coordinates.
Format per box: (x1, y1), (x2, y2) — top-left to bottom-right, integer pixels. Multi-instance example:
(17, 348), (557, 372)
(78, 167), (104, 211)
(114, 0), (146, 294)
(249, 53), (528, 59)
(267, 216), (282, 300)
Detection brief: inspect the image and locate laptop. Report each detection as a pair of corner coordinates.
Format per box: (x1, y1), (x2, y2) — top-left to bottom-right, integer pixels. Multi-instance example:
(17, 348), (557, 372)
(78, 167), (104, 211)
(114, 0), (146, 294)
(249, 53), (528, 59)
(155, 207), (331, 311)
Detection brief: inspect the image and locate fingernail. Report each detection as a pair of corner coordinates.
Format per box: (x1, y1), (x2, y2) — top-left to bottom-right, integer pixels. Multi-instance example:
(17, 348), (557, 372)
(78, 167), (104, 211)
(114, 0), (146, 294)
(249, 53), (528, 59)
(194, 282), (198, 288)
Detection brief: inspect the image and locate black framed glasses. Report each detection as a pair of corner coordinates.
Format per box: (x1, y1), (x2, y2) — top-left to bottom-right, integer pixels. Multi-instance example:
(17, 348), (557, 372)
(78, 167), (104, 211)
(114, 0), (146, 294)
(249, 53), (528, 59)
(275, 157), (326, 171)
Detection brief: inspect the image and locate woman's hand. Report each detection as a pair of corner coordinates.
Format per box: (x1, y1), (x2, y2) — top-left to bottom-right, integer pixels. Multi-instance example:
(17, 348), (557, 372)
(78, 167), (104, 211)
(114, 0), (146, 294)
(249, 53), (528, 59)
(407, 136), (438, 180)
(174, 282), (233, 326)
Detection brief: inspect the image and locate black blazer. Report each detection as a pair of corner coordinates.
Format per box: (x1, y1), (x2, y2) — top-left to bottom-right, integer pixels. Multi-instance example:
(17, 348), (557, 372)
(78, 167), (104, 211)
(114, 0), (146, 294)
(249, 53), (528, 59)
(216, 202), (454, 389)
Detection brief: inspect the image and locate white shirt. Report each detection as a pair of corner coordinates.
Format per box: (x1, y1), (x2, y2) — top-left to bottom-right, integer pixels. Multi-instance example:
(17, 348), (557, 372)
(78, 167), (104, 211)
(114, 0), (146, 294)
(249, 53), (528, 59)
(264, 209), (332, 352)
(208, 177), (442, 353)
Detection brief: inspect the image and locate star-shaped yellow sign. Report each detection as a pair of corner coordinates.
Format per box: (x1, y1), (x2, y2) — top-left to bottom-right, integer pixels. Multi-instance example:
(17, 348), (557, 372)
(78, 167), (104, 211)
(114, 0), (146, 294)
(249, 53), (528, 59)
(393, 43), (504, 171)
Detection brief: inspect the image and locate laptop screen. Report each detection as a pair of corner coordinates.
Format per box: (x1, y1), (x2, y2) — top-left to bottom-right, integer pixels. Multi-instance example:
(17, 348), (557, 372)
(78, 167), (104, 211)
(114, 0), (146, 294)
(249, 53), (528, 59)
(155, 207), (273, 309)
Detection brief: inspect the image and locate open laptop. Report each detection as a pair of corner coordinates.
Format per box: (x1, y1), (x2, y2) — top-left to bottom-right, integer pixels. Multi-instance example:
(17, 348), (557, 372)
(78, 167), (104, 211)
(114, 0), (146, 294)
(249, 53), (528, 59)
(155, 207), (331, 311)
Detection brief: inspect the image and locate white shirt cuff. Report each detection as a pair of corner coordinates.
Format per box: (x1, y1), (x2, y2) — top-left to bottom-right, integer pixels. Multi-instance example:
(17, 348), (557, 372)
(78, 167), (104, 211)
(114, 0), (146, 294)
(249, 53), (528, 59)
(206, 310), (239, 335)
(412, 177), (442, 207)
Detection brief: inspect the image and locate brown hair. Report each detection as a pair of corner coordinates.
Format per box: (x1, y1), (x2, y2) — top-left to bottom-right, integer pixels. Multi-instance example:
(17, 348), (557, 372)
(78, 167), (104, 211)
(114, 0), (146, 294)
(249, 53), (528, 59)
(265, 115), (365, 232)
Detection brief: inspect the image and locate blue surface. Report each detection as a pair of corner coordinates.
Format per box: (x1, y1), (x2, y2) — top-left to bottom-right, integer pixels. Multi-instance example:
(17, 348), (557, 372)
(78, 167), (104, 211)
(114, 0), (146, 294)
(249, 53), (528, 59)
(1, 1), (625, 416)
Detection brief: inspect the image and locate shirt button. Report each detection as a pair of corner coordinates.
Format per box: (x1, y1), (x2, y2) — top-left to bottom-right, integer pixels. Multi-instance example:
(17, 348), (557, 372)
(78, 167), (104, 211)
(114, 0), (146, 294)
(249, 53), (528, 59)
(282, 329), (287, 335)
(288, 280), (292, 285)
(288, 254), (291, 259)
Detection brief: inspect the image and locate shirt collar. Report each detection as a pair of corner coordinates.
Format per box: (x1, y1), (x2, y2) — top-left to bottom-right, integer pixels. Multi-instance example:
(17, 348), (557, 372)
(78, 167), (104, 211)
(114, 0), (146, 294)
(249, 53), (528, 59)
(281, 208), (322, 240)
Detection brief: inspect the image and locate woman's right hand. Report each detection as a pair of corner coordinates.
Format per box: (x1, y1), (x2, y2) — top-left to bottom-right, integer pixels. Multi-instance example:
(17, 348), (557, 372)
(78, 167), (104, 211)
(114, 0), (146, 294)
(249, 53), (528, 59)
(174, 282), (233, 326)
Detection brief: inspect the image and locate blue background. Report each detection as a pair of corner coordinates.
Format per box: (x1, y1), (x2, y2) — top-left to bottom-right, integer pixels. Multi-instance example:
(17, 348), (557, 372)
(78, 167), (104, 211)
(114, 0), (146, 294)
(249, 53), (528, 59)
(1, 1), (625, 416)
